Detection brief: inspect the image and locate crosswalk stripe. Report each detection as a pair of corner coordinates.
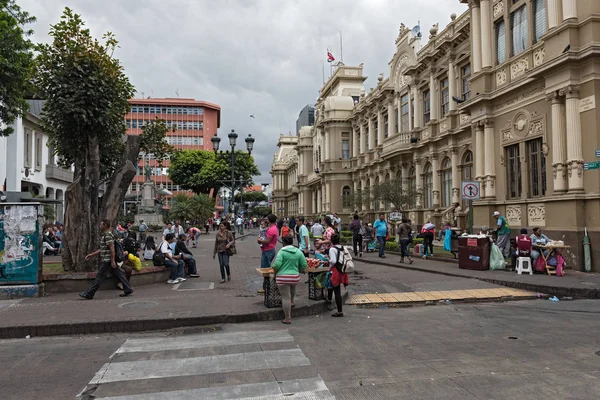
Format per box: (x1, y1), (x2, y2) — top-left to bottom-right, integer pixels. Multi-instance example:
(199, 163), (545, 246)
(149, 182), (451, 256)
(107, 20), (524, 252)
(116, 330), (295, 354)
(89, 348), (310, 385)
(96, 377), (331, 400)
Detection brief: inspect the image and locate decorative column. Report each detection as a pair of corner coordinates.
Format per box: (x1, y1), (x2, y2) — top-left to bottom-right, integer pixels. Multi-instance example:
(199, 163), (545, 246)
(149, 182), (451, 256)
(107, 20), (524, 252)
(475, 123), (484, 180)
(560, 85), (584, 192)
(379, 170), (386, 210)
(562, 0), (577, 21)
(432, 155), (441, 208)
(548, 0), (562, 28)
(451, 147), (460, 204)
(361, 178), (367, 211)
(413, 87), (421, 129)
(483, 119), (496, 198)
(547, 92), (567, 193)
(352, 128), (359, 158)
(448, 57), (457, 112)
(360, 122), (366, 153)
(388, 99), (396, 136)
(414, 158), (423, 208)
(368, 116), (376, 150)
(471, 0), (482, 73)
(377, 108), (384, 146)
(323, 130), (329, 161)
(429, 74), (439, 121)
(480, 0), (493, 69)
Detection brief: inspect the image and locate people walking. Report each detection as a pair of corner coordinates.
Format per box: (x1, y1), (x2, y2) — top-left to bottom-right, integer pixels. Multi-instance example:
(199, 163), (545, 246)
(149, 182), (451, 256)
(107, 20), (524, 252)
(236, 216), (244, 235)
(349, 214), (363, 257)
(421, 221), (435, 259)
(79, 219), (133, 299)
(398, 218), (414, 264)
(213, 223), (235, 283)
(327, 234), (349, 317)
(373, 213), (388, 258)
(138, 219), (148, 242)
(493, 211), (511, 258)
(272, 236), (307, 324)
(257, 214), (279, 269)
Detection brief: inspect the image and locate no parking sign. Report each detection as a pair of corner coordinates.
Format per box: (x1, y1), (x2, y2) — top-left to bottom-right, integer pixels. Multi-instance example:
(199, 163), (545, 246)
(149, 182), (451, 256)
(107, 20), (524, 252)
(461, 181), (480, 201)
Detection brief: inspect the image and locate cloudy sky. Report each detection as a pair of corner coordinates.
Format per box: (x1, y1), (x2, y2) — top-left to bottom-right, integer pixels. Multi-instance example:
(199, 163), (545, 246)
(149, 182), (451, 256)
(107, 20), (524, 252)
(20, 0), (466, 182)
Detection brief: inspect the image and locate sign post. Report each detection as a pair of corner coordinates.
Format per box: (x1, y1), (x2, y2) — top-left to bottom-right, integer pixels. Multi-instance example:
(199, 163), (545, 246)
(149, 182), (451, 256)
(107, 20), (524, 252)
(583, 161), (600, 171)
(461, 181), (481, 234)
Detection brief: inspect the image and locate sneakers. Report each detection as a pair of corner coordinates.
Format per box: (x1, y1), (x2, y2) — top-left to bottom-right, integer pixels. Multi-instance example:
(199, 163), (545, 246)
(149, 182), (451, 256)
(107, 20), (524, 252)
(188, 274), (200, 278)
(176, 277), (186, 283)
(167, 279), (177, 284)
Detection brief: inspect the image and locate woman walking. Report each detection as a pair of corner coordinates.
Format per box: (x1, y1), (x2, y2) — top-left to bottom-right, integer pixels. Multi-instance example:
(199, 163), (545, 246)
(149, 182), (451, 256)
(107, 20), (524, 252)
(327, 234), (349, 317)
(213, 223), (234, 283)
(272, 236), (307, 324)
(398, 218), (414, 264)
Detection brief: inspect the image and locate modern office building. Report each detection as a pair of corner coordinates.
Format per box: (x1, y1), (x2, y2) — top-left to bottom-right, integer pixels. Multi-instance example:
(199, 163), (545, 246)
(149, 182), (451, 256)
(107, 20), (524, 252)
(125, 98), (221, 204)
(271, 0), (600, 272)
(295, 105), (315, 135)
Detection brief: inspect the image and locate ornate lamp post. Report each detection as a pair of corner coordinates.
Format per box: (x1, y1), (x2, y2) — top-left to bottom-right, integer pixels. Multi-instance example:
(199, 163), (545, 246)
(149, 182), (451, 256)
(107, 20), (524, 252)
(211, 129), (255, 217)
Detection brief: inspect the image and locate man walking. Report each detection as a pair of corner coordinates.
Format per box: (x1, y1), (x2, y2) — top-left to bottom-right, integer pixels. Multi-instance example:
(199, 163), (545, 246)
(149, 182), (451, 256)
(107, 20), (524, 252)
(373, 213), (388, 258)
(138, 219), (148, 242)
(493, 211), (511, 258)
(258, 214), (279, 269)
(80, 219), (133, 299)
(236, 215), (244, 235)
(297, 216), (310, 256)
(349, 214), (363, 257)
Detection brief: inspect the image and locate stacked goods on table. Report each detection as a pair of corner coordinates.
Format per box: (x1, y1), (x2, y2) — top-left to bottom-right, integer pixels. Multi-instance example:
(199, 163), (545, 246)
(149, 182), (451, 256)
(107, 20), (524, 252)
(306, 258), (325, 269)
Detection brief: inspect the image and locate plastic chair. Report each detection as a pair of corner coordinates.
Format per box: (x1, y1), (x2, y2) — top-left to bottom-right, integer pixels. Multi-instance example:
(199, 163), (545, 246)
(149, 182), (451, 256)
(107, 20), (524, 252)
(516, 257), (533, 275)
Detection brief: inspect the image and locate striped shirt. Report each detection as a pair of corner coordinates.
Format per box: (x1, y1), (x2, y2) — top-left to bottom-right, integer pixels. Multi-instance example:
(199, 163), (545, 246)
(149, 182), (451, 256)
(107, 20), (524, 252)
(275, 274), (301, 285)
(100, 232), (115, 262)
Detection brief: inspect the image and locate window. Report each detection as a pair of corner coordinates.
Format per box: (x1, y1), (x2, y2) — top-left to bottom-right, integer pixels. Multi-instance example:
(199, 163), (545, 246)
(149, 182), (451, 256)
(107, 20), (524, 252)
(35, 133), (42, 171)
(144, 107), (149, 113)
(440, 78), (449, 117)
(506, 144), (522, 199)
(48, 145), (55, 166)
(533, 0), (547, 43)
(149, 107), (155, 113)
(461, 151), (473, 208)
(496, 20), (507, 64)
(198, 137), (204, 146)
(384, 114), (389, 138)
(24, 128), (32, 168)
(410, 98), (414, 129)
(394, 107), (399, 134)
(401, 94), (409, 132)
(423, 89), (431, 124)
(366, 130), (370, 151)
(528, 138), (546, 197)
(342, 186), (351, 209)
(441, 158), (452, 207)
(511, 6), (528, 56)
(342, 138), (350, 160)
(131, 106), (137, 113)
(462, 64), (471, 100)
(423, 163), (433, 208)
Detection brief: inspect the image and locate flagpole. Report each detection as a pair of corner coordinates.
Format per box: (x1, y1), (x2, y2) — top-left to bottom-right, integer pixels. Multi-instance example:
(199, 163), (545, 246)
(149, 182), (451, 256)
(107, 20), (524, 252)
(340, 31), (343, 63)
(321, 60), (325, 84)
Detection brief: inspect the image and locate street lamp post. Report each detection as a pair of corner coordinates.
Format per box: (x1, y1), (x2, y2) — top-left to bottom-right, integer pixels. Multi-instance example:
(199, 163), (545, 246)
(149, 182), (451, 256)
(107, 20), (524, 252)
(211, 129), (255, 219)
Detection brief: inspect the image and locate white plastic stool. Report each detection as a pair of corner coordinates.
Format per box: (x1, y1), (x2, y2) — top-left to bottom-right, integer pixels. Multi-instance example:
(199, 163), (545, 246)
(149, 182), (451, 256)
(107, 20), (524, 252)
(516, 257), (533, 275)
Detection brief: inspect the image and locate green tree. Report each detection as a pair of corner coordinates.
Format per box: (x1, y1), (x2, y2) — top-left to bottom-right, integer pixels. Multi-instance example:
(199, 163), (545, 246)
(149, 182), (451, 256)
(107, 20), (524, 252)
(169, 149), (260, 194)
(234, 191), (267, 204)
(169, 193), (214, 224)
(169, 194), (194, 222)
(251, 206), (272, 218)
(0, 0), (36, 136)
(33, 9), (171, 271)
(189, 193), (215, 222)
(371, 177), (421, 212)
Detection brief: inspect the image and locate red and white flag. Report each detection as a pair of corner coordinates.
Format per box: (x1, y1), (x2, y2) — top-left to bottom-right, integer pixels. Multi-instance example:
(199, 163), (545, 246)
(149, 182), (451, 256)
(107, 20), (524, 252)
(327, 50), (335, 63)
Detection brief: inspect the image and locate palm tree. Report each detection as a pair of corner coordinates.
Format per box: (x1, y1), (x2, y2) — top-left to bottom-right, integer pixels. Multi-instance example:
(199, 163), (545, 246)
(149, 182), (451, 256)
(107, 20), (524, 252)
(189, 194), (215, 222)
(169, 193), (193, 222)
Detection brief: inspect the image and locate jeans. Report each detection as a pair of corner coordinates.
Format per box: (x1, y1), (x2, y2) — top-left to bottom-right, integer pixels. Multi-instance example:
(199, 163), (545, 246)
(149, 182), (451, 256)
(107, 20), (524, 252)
(377, 236), (386, 257)
(422, 232), (434, 256)
(217, 252), (230, 280)
(237, 225), (243, 234)
(352, 234), (363, 256)
(400, 239), (411, 259)
(83, 262), (132, 298)
(183, 255), (197, 275)
(164, 258), (185, 281)
(261, 249), (276, 269)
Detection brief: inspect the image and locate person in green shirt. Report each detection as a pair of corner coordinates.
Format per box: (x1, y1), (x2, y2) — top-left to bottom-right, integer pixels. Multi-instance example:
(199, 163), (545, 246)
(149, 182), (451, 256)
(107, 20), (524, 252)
(493, 211), (511, 258)
(272, 236), (308, 324)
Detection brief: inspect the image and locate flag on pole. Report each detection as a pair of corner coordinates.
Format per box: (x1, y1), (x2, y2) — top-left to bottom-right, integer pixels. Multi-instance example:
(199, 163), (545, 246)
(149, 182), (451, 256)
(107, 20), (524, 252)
(327, 49), (335, 63)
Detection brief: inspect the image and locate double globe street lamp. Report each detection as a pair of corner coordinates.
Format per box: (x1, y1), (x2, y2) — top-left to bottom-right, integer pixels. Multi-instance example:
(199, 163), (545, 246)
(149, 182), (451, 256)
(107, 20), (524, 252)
(211, 129), (255, 216)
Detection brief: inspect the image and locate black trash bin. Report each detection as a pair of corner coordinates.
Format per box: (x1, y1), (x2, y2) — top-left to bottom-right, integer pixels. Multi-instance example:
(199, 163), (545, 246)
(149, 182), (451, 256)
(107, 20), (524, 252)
(458, 236), (491, 270)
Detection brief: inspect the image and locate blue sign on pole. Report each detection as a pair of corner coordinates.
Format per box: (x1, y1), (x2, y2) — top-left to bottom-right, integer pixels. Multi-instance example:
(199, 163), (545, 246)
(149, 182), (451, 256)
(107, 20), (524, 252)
(595, 149), (600, 158)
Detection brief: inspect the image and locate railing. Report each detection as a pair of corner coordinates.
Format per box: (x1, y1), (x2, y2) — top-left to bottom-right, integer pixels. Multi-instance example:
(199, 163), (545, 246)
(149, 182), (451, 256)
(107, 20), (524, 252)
(45, 164), (74, 183)
(381, 132), (413, 156)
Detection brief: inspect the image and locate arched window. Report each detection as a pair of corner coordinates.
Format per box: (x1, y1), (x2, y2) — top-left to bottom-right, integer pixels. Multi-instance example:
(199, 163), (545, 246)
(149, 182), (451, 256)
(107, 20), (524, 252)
(441, 157), (452, 207)
(423, 163), (433, 209)
(462, 151), (473, 209)
(342, 186), (351, 209)
(408, 166), (416, 198)
(374, 176), (381, 210)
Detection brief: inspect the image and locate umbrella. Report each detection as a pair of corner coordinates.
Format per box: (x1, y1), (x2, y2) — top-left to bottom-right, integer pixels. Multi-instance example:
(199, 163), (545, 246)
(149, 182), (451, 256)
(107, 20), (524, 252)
(423, 222), (435, 230)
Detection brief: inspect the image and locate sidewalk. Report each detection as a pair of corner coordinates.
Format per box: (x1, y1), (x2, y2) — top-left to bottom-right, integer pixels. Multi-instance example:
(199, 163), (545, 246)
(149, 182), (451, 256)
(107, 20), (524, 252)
(355, 248), (600, 299)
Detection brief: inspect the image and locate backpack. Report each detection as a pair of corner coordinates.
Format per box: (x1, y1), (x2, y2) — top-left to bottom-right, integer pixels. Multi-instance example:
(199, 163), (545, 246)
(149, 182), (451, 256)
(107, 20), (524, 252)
(152, 241), (166, 266)
(113, 239), (126, 263)
(334, 246), (355, 274)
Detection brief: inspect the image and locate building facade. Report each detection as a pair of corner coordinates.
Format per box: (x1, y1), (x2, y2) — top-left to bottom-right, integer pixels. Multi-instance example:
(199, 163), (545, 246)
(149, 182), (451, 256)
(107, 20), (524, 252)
(0, 100), (73, 222)
(271, 0), (600, 272)
(296, 105), (315, 135)
(125, 98), (220, 206)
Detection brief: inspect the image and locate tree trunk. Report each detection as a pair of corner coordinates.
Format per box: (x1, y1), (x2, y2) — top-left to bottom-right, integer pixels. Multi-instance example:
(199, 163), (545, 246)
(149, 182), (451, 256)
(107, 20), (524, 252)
(100, 135), (142, 226)
(62, 136), (101, 271)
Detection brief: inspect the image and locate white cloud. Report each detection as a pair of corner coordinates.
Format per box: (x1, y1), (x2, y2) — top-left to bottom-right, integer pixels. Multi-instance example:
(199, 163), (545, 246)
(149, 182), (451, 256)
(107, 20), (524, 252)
(20, 0), (467, 179)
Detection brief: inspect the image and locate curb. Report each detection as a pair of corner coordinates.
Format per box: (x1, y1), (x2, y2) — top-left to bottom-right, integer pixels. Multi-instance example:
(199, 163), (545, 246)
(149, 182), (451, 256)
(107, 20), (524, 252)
(0, 295), (344, 340)
(355, 258), (600, 299)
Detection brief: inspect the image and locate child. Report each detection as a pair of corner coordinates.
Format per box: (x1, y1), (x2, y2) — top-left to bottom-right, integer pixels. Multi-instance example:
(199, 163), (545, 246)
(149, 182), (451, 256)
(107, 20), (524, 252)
(258, 219), (268, 248)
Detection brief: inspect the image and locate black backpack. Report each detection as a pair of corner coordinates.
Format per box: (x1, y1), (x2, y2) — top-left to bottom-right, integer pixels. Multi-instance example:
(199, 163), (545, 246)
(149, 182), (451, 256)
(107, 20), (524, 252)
(114, 239), (126, 263)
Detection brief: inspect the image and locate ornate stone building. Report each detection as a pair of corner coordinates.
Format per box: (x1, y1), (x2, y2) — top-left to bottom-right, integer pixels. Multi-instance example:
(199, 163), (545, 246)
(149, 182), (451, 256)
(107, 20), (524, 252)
(271, 0), (600, 272)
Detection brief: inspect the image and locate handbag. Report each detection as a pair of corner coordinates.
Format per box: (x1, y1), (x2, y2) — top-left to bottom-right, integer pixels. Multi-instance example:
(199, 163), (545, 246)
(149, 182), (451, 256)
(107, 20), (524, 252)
(226, 233), (236, 256)
(152, 241), (166, 266)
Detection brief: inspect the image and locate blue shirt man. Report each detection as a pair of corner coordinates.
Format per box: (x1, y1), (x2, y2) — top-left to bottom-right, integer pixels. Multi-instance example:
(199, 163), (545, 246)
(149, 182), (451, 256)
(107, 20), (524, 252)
(373, 213), (388, 258)
(296, 216), (310, 254)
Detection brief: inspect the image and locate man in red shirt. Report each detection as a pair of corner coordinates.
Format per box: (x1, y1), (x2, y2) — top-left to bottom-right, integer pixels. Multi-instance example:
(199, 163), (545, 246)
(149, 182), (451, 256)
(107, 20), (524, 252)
(511, 227), (532, 268)
(258, 214), (279, 269)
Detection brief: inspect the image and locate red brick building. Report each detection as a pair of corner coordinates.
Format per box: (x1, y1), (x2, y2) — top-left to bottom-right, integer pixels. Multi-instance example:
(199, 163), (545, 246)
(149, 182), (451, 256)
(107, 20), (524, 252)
(125, 98), (220, 204)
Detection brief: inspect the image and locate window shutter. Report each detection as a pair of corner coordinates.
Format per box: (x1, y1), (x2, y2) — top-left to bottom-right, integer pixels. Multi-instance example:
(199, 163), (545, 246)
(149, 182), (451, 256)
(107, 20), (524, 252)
(496, 20), (506, 64)
(534, 0), (547, 42)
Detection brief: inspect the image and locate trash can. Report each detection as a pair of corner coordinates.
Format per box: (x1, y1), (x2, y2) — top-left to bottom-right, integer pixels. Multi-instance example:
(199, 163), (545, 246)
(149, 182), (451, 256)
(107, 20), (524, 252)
(458, 236), (491, 270)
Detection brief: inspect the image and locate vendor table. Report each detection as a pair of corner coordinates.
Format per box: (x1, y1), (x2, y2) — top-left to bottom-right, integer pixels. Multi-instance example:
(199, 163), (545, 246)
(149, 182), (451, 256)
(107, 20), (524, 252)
(256, 268), (281, 308)
(538, 245), (570, 276)
(306, 267), (329, 300)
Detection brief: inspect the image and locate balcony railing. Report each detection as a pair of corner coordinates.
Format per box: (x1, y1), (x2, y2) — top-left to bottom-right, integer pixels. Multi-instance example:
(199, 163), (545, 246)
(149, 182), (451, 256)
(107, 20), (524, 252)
(381, 132), (413, 156)
(45, 164), (74, 183)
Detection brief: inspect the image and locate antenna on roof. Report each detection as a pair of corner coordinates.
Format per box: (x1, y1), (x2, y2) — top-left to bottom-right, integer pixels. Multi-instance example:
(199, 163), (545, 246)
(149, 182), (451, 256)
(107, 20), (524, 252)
(175, 89), (179, 97)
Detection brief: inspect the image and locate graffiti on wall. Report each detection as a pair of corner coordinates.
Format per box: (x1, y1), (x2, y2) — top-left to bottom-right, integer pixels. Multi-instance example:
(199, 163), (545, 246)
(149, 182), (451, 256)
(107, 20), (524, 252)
(0, 205), (41, 284)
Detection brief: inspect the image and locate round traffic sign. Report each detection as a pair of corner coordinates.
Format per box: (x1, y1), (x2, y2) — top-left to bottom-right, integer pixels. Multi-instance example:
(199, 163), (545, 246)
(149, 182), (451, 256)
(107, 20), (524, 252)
(462, 183), (479, 199)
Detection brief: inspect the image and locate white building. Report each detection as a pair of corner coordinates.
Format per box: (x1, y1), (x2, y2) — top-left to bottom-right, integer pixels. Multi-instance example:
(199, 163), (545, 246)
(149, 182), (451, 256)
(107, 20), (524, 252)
(0, 100), (73, 222)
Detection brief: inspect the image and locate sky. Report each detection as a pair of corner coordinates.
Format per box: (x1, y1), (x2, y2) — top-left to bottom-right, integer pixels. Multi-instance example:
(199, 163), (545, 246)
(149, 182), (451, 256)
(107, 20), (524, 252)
(20, 0), (467, 183)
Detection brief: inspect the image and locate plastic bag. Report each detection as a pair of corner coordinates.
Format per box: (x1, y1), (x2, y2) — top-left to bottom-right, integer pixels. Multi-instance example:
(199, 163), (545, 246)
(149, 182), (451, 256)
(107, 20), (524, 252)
(489, 243), (506, 270)
(443, 229), (452, 252)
